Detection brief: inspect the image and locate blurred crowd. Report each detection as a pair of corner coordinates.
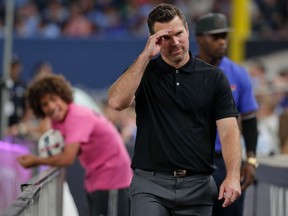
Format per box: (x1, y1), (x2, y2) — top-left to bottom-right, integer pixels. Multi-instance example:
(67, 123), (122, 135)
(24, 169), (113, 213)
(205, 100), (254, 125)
(0, 0), (287, 40)
(246, 59), (288, 156)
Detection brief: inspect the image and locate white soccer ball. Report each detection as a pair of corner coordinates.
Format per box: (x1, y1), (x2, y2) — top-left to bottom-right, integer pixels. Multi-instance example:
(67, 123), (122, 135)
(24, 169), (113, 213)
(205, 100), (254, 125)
(38, 129), (64, 158)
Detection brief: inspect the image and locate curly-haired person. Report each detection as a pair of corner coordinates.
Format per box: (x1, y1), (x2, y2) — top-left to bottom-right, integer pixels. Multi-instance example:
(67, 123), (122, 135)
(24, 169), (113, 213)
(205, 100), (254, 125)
(17, 74), (132, 216)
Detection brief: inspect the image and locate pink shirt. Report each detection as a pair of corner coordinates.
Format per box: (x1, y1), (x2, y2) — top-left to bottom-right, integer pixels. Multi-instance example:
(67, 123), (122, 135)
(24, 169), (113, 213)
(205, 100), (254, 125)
(52, 103), (132, 192)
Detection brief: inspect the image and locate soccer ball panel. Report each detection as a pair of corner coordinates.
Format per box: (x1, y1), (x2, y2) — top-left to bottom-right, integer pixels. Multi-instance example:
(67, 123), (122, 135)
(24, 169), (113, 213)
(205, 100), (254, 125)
(38, 129), (64, 158)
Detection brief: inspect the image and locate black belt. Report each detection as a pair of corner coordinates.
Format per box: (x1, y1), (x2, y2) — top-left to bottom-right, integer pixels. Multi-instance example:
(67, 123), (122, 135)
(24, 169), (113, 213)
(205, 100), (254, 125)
(172, 169), (195, 177)
(135, 169), (196, 177)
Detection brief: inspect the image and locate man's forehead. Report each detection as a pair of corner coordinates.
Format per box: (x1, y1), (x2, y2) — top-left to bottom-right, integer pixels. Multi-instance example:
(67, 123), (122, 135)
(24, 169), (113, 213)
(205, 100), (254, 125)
(153, 16), (185, 32)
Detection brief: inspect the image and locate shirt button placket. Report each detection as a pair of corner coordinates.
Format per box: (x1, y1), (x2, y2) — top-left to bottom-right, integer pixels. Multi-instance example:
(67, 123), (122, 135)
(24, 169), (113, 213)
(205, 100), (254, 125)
(175, 70), (180, 96)
(176, 70), (180, 86)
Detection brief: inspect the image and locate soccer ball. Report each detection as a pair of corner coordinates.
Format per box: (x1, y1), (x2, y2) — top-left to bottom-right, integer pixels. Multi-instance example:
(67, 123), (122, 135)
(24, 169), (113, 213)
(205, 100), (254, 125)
(38, 129), (64, 158)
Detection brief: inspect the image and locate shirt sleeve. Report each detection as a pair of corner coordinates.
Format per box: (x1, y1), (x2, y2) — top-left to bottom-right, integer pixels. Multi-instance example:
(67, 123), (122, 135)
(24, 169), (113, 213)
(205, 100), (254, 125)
(214, 70), (239, 120)
(237, 67), (259, 113)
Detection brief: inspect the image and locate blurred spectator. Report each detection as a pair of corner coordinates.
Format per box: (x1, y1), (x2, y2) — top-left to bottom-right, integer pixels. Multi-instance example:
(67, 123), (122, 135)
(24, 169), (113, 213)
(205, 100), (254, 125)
(247, 59), (269, 96)
(30, 61), (54, 79)
(5, 60), (52, 142)
(29, 60), (103, 113)
(252, 66), (288, 156)
(5, 108), (51, 142)
(37, 19), (62, 38)
(101, 99), (136, 157)
(14, 2), (41, 38)
(42, 0), (69, 26)
(63, 1), (94, 37)
(253, 67), (288, 156)
(87, 1), (124, 36)
(5, 54), (27, 127)
(252, 0), (288, 40)
(278, 110), (288, 154)
(179, 0), (215, 24)
(37, 0), (67, 38)
(272, 67), (288, 113)
(73, 87), (103, 114)
(120, 0), (152, 37)
(256, 95), (280, 156)
(279, 110), (288, 154)
(211, 0), (231, 19)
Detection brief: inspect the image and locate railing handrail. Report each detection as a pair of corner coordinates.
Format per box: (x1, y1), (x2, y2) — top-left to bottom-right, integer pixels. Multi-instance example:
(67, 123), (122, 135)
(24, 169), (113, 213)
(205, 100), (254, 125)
(21, 167), (62, 191)
(0, 167), (65, 216)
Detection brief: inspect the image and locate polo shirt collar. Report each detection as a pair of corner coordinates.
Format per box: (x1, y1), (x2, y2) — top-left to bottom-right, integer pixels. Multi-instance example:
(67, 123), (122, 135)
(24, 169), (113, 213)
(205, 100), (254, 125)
(155, 52), (195, 74)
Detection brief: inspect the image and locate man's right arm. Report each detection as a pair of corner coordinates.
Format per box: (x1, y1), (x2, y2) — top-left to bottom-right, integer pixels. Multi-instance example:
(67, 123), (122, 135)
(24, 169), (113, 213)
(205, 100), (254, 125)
(108, 27), (172, 111)
(108, 53), (150, 111)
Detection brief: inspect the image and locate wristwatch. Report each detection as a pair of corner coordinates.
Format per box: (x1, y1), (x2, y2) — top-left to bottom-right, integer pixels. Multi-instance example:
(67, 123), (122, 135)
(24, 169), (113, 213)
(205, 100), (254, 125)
(247, 157), (259, 168)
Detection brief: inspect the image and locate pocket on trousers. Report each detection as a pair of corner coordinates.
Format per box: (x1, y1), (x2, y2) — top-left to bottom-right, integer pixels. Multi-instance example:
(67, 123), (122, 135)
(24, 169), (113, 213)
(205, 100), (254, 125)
(128, 174), (145, 198)
(210, 175), (218, 201)
(128, 172), (155, 199)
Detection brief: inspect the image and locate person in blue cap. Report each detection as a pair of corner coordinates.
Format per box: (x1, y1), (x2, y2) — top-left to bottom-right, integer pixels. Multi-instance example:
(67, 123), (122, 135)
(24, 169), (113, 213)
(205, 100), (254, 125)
(194, 13), (259, 216)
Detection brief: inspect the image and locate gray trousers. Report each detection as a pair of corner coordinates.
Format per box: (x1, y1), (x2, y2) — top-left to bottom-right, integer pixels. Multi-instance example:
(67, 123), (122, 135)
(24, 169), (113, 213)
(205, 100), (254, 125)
(129, 169), (217, 216)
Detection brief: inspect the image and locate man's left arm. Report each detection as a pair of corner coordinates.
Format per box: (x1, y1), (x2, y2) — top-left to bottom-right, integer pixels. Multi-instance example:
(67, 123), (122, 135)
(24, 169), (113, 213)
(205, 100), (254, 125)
(236, 64), (259, 190)
(217, 117), (242, 207)
(241, 112), (258, 190)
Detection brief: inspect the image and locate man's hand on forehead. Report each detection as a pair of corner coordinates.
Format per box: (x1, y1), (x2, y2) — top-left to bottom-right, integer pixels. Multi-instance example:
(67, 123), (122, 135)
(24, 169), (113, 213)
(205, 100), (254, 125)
(155, 27), (172, 44)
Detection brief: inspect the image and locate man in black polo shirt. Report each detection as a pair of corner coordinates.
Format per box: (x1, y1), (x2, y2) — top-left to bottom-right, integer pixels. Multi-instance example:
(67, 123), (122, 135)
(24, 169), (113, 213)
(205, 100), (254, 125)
(108, 3), (242, 216)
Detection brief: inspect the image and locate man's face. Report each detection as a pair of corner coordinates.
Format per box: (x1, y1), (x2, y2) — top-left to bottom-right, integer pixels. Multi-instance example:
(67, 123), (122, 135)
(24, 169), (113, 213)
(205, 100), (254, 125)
(40, 93), (68, 122)
(198, 32), (228, 60)
(153, 16), (190, 67)
(10, 63), (22, 81)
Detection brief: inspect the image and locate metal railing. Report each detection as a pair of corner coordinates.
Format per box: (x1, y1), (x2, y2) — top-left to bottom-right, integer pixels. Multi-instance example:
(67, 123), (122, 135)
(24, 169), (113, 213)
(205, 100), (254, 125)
(1, 167), (65, 216)
(244, 155), (288, 216)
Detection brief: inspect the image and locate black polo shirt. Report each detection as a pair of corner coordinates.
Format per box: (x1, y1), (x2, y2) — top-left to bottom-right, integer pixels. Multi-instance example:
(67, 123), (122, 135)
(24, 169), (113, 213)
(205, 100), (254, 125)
(131, 54), (238, 174)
